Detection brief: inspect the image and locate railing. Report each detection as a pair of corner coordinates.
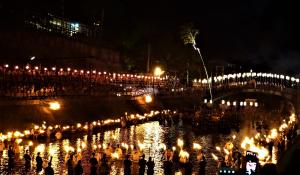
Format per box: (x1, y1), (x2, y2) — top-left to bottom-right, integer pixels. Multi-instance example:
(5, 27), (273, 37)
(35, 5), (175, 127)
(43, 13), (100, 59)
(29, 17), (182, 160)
(0, 64), (177, 98)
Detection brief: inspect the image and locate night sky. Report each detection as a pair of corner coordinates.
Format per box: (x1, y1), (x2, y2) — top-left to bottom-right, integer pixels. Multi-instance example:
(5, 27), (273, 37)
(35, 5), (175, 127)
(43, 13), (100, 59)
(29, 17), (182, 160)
(1, 0), (300, 74)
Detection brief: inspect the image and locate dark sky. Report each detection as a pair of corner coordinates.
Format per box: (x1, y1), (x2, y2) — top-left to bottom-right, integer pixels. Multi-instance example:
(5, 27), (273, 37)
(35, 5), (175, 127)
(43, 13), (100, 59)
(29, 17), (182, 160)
(2, 0), (300, 74)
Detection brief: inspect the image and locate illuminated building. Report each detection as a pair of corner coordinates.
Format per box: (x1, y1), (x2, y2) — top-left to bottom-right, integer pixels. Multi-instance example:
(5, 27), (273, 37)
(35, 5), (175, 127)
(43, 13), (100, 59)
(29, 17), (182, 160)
(24, 13), (101, 38)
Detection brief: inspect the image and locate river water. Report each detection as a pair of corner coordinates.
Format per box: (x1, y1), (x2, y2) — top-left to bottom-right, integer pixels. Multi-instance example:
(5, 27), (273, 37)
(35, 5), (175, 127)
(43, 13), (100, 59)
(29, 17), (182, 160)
(0, 118), (241, 175)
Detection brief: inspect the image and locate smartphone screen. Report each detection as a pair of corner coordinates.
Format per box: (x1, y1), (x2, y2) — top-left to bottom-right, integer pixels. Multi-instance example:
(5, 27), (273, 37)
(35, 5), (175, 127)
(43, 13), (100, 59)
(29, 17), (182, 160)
(246, 161), (257, 174)
(245, 151), (258, 175)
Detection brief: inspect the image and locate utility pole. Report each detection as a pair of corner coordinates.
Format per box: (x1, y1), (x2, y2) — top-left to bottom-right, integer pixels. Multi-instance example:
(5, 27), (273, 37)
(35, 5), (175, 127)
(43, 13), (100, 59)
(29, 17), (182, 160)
(147, 44), (150, 73)
(186, 62), (189, 86)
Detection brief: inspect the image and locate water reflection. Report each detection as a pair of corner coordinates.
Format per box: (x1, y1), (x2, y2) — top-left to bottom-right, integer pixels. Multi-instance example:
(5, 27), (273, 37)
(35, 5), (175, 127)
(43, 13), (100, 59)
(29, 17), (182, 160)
(0, 120), (233, 174)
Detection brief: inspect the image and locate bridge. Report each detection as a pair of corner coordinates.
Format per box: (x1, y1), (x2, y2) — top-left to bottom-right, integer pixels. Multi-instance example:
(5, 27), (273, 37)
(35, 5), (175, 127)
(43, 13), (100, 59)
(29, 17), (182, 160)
(1, 64), (300, 111)
(193, 71), (300, 113)
(0, 64), (177, 98)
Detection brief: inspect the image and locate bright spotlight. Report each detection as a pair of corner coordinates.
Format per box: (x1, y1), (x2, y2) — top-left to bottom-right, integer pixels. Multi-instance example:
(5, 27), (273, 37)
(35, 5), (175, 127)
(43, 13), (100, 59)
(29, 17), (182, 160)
(30, 56), (35, 60)
(49, 101), (61, 110)
(154, 67), (164, 76)
(145, 95), (153, 103)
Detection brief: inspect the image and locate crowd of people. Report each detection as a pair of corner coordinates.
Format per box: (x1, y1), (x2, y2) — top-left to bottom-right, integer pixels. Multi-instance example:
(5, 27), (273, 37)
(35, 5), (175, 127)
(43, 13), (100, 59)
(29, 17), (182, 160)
(2, 141), (207, 175)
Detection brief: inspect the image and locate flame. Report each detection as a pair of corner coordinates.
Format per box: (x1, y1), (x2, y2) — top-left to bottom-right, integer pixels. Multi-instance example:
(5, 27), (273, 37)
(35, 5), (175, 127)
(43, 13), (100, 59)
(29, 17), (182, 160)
(177, 139), (184, 148)
(16, 138), (22, 144)
(255, 133), (260, 139)
(268, 129), (278, 139)
(111, 152), (119, 160)
(49, 148), (55, 156)
(241, 137), (269, 161)
(172, 146), (176, 151)
(193, 143), (201, 150)
(289, 113), (296, 123)
(212, 153), (218, 161)
(223, 148), (230, 155)
(81, 142), (86, 149)
(93, 145), (97, 150)
(36, 144), (45, 153)
(179, 150), (189, 159)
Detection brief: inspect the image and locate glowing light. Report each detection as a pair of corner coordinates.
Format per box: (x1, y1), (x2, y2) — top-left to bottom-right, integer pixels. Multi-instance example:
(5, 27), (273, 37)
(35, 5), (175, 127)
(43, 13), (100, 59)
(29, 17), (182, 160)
(49, 101), (61, 110)
(77, 123), (81, 128)
(241, 136), (269, 161)
(159, 143), (167, 150)
(172, 146), (176, 151)
(193, 143), (201, 150)
(268, 129), (278, 139)
(138, 141), (145, 150)
(145, 94), (153, 103)
(177, 139), (184, 149)
(49, 148), (55, 156)
(212, 153), (218, 161)
(250, 102), (253, 106)
(154, 67), (165, 76)
(227, 101), (230, 106)
(179, 150), (189, 163)
(223, 148), (230, 155)
(111, 152), (119, 160)
(81, 142), (86, 149)
(24, 130), (30, 135)
(36, 144), (45, 153)
(16, 138), (22, 144)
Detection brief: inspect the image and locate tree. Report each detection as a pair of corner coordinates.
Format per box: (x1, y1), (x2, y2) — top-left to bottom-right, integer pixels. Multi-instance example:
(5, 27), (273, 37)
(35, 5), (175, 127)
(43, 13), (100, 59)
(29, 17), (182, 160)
(180, 23), (213, 101)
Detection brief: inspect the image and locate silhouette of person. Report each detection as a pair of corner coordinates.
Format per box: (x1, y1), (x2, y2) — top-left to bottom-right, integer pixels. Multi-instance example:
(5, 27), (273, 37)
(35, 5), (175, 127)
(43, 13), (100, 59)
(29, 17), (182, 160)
(24, 149), (31, 171)
(8, 145), (15, 171)
(99, 154), (110, 175)
(67, 154), (74, 175)
(36, 152), (43, 172)
(185, 159), (193, 175)
(163, 155), (173, 175)
(146, 157), (155, 175)
(199, 155), (206, 175)
(138, 154), (146, 175)
(89, 152), (98, 175)
(45, 162), (54, 175)
(75, 160), (83, 175)
(124, 154), (132, 175)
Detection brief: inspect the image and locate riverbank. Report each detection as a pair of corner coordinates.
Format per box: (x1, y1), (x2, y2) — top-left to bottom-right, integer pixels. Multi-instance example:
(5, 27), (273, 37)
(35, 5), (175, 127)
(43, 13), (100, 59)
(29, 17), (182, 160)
(0, 95), (203, 131)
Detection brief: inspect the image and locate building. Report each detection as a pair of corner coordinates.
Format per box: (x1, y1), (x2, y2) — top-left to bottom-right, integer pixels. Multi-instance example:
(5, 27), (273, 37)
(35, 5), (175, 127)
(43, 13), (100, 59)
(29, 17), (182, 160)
(24, 12), (102, 38)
